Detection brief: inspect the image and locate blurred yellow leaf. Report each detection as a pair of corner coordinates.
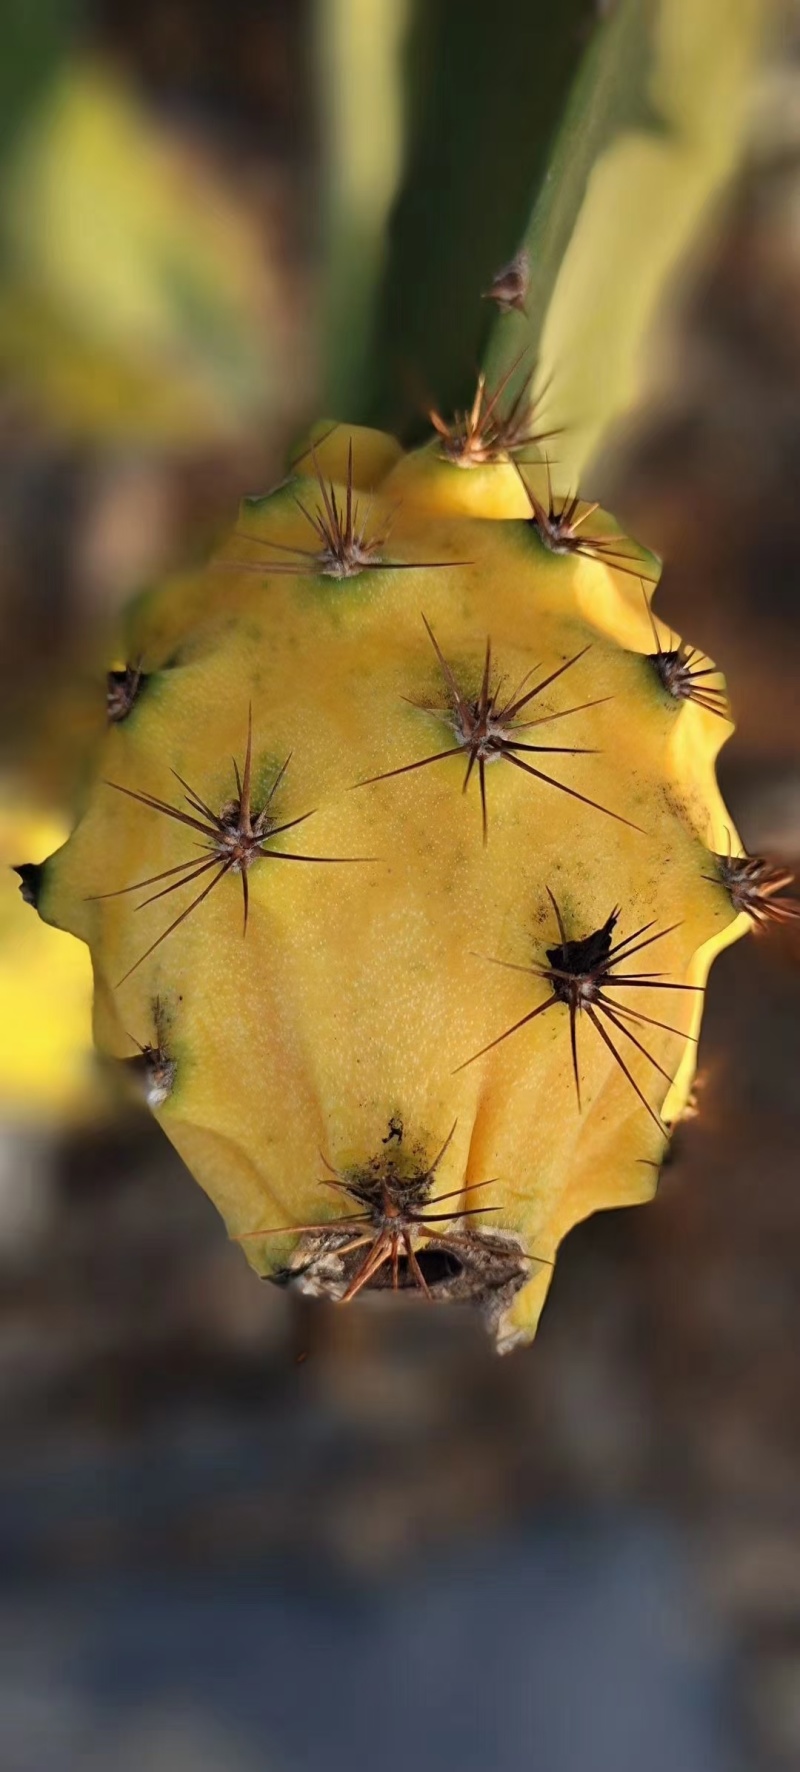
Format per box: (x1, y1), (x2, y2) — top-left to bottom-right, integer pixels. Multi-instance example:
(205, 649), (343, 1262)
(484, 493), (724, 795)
(317, 0), (410, 413)
(0, 793), (96, 1125)
(0, 60), (276, 445)
(486, 0), (765, 484)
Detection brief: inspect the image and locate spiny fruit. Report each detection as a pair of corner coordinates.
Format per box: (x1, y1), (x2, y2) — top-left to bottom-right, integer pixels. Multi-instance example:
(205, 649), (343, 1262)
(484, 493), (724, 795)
(26, 393), (788, 1349)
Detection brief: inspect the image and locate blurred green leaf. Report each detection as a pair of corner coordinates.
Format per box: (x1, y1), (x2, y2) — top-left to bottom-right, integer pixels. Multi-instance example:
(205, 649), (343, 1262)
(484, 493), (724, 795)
(344, 0), (596, 438)
(0, 60), (277, 447)
(0, 0), (78, 164)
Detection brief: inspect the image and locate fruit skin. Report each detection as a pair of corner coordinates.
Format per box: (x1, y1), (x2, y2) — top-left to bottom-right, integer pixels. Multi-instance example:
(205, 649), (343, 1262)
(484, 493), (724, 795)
(33, 419), (746, 1350)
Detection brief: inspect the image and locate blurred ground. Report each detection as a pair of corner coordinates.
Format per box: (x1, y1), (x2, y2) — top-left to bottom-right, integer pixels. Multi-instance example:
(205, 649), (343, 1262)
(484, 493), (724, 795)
(1, 1524), (734, 1772)
(1, 4), (800, 1771)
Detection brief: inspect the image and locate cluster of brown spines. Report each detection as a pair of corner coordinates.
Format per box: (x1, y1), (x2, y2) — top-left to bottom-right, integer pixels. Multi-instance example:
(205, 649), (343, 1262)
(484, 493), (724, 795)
(640, 593), (732, 720)
(227, 439), (463, 582)
(458, 891), (702, 1139)
(235, 1121), (533, 1311)
(355, 614), (634, 843)
(429, 358), (557, 468)
(708, 852), (800, 932)
(234, 440), (388, 579)
(89, 707), (368, 986)
(515, 459), (662, 585)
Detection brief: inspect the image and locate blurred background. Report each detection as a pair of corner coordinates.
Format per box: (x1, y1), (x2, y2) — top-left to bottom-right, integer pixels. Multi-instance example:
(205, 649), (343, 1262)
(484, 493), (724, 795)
(1, 2), (800, 1768)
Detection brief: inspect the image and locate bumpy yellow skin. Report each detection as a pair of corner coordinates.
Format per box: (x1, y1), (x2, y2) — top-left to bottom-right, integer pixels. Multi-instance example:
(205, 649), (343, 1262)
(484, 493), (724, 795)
(37, 421), (746, 1349)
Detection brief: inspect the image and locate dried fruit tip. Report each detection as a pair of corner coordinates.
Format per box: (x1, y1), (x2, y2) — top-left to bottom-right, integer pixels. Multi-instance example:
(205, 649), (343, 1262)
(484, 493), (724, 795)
(12, 862), (43, 909)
